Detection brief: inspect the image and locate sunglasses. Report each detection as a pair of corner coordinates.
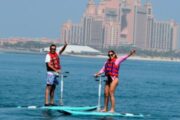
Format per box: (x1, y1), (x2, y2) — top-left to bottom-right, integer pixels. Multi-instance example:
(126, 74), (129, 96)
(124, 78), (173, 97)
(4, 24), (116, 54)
(108, 53), (114, 57)
(50, 48), (56, 50)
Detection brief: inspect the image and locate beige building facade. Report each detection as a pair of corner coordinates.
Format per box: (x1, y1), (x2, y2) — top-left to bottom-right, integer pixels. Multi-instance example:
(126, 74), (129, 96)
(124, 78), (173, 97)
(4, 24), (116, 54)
(61, 0), (180, 51)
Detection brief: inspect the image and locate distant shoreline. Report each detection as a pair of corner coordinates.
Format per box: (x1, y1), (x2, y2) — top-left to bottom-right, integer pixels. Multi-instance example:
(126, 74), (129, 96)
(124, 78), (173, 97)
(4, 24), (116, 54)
(0, 48), (41, 54)
(67, 54), (180, 62)
(1, 48), (180, 62)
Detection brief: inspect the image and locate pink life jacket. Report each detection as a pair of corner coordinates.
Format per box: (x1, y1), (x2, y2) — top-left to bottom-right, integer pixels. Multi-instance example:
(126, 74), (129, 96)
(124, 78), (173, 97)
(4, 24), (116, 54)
(105, 58), (119, 77)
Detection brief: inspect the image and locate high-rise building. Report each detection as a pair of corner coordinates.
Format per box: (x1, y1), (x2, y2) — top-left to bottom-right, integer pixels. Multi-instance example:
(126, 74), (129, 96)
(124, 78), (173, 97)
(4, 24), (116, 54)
(101, 0), (121, 48)
(177, 25), (180, 50)
(60, 0), (180, 51)
(133, 5), (148, 49)
(124, 0), (141, 44)
(151, 20), (173, 51)
(61, 20), (83, 45)
(171, 20), (179, 51)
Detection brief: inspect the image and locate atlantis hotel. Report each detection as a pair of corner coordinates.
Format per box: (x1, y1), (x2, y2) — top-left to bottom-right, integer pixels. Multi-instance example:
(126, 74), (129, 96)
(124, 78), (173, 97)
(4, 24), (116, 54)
(60, 0), (180, 51)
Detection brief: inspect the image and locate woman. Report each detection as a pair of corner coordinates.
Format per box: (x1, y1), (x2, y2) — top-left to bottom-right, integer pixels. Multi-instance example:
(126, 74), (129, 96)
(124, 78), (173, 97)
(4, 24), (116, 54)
(94, 50), (136, 112)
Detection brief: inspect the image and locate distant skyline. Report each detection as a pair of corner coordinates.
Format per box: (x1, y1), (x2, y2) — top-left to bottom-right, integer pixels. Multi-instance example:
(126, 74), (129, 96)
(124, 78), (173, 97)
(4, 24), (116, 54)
(0, 0), (180, 39)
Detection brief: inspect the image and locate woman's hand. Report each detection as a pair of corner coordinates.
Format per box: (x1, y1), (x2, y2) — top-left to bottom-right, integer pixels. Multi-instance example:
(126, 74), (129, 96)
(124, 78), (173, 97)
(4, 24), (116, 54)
(94, 73), (100, 78)
(129, 49), (136, 57)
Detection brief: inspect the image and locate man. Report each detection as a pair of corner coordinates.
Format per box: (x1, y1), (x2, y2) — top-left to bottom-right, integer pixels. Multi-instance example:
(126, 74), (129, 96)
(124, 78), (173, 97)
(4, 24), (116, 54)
(44, 42), (67, 106)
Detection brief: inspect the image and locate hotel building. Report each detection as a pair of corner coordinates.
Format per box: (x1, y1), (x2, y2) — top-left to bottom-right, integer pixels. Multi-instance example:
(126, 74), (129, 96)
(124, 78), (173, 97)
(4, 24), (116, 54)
(60, 0), (180, 51)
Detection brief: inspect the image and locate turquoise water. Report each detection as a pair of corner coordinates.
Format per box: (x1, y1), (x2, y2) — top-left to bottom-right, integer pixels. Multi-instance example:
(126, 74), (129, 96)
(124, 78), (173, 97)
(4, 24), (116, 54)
(0, 52), (180, 120)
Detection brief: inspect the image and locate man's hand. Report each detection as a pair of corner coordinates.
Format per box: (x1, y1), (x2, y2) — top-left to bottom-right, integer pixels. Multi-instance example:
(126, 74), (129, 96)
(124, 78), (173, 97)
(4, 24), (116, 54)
(55, 70), (60, 74)
(64, 40), (68, 46)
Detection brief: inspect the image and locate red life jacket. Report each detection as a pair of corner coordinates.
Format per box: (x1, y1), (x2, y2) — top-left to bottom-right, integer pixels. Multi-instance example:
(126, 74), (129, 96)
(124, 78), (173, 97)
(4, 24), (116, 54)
(47, 52), (61, 71)
(105, 58), (119, 77)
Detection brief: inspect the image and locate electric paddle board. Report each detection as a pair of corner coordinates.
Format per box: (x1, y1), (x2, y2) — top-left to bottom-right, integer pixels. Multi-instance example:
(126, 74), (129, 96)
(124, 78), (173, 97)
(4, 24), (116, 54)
(17, 105), (97, 111)
(62, 109), (144, 118)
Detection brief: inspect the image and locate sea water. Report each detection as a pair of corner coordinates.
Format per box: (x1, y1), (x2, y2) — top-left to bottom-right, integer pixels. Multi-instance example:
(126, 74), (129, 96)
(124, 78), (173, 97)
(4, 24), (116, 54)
(0, 52), (180, 120)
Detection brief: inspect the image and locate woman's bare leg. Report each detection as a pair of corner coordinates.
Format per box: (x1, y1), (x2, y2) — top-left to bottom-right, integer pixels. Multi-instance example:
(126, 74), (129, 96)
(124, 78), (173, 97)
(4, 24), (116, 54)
(109, 78), (118, 112)
(101, 84), (110, 112)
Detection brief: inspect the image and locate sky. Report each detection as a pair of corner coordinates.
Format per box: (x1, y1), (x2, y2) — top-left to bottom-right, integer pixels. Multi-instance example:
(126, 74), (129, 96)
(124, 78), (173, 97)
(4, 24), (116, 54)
(0, 0), (180, 39)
